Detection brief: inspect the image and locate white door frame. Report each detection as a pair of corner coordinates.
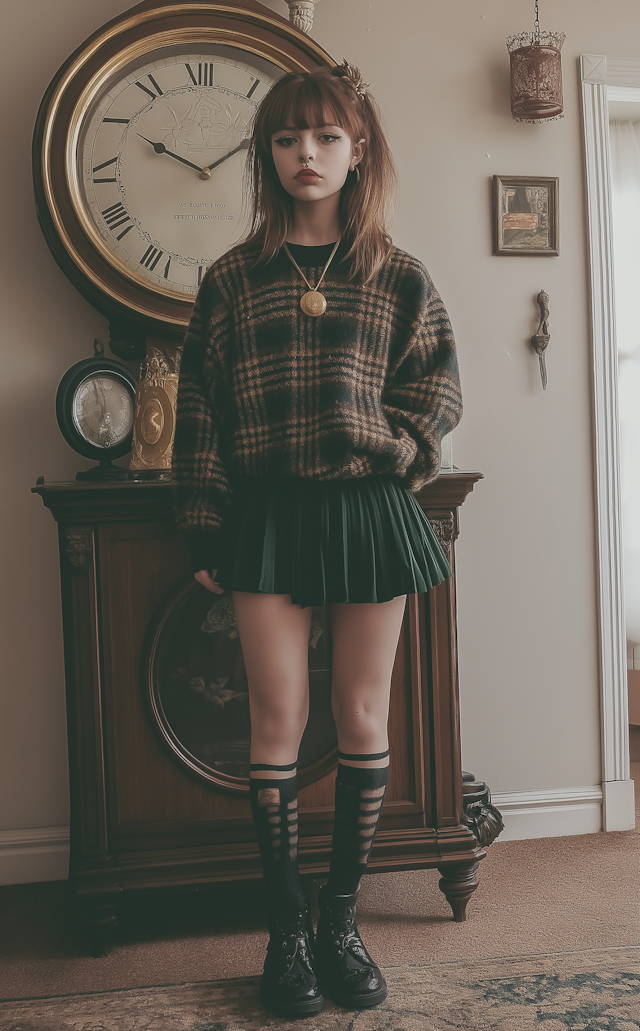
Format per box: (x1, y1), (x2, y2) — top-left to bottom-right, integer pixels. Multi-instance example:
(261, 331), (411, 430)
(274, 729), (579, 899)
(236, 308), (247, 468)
(581, 54), (636, 830)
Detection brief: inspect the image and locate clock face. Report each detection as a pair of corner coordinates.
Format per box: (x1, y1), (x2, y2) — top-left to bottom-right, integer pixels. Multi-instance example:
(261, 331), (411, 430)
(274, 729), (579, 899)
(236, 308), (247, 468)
(72, 372), (135, 449)
(71, 44), (280, 301)
(35, 4), (333, 332)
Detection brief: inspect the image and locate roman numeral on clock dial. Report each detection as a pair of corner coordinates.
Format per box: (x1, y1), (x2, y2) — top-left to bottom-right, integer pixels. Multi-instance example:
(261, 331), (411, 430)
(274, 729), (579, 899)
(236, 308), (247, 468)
(93, 156), (117, 183)
(140, 245), (164, 271)
(185, 62), (213, 86)
(136, 74), (163, 99)
(101, 202), (134, 240)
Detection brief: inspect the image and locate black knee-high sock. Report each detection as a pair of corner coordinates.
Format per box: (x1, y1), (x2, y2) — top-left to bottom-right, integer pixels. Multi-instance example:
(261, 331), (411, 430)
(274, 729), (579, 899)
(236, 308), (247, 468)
(326, 750), (390, 897)
(249, 763), (303, 904)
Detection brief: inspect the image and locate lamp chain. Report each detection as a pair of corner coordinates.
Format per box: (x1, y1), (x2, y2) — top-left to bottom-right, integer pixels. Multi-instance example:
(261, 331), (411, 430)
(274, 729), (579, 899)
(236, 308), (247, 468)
(533, 0), (540, 40)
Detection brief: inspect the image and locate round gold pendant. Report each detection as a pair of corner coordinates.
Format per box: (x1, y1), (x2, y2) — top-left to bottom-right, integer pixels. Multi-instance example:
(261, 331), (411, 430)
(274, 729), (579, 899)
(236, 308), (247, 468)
(300, 290), (326, 317)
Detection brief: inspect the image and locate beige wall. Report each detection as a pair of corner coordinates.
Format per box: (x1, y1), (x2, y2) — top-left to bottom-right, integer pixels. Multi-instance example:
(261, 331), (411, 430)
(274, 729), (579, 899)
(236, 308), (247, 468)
(0, 0), (634, 854)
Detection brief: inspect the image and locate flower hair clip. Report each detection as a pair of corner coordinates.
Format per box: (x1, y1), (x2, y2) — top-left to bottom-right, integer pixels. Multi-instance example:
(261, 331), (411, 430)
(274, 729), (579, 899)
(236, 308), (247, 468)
(337, 58), (369, 99)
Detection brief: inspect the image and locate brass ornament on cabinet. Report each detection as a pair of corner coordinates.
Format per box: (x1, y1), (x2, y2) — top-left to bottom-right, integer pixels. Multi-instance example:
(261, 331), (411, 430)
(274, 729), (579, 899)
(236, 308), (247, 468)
(64, 527), (93, 575)
(130, 346), (181, 476)
(429, 512), (457, 554)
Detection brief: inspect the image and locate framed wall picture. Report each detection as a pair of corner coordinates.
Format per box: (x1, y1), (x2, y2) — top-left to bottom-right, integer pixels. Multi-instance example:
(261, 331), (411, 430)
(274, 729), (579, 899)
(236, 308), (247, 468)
(492, 175), (559, 255)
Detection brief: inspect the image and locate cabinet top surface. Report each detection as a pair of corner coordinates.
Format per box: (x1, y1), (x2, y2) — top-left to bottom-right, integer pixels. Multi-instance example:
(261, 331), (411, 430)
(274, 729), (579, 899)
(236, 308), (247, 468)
(33, 470), (483, 493)
(32, 471), (483, 521)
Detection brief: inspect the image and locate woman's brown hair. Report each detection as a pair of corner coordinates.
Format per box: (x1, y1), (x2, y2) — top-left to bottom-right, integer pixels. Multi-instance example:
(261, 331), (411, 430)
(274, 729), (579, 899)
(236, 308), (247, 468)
(242, 63), (397, 283)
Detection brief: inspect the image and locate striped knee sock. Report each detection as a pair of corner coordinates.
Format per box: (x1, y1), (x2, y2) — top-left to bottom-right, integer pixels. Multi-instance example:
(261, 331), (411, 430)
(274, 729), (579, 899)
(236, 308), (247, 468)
(326, 750), (389, 896)
(249, 761), (303, 904)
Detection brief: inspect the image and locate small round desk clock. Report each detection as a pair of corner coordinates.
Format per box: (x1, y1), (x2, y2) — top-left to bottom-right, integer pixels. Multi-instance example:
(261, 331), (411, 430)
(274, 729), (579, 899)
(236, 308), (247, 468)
(56, 339), (137, 480)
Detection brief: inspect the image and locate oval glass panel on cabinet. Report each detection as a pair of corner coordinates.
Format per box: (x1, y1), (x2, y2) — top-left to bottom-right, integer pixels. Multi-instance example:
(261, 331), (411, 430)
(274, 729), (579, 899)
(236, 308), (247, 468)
(143, 578), (338, 791)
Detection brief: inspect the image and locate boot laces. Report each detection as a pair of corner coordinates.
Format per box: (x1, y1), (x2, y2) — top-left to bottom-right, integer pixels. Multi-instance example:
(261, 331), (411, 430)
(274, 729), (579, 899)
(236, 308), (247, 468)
(277, 930), (314, 985)
(331, 926), (375, 967)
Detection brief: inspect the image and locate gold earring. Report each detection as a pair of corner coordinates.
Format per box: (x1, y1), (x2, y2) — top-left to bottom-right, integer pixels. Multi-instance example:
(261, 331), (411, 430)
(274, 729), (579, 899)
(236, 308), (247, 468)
(352, 164), (360, 182)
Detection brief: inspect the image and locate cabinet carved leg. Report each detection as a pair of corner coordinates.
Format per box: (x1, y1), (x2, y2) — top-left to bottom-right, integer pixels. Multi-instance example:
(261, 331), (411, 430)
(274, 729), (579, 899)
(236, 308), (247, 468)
(80, 899), (119, 957)
(437, 861), (480, 922)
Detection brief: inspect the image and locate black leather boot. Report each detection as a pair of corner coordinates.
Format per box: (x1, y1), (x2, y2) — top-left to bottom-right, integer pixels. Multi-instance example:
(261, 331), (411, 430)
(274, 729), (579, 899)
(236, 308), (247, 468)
(314, 886), (387, 1008)
(260, 895), (324, 1018)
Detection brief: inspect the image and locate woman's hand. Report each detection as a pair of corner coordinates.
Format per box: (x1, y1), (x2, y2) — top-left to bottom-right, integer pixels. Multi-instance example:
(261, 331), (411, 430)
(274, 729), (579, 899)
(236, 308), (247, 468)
(194, 569), (225, 594)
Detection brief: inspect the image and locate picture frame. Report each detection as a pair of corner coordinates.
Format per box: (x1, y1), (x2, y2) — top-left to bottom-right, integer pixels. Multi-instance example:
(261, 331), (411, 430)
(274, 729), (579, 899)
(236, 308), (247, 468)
(492, 175), (559, 256)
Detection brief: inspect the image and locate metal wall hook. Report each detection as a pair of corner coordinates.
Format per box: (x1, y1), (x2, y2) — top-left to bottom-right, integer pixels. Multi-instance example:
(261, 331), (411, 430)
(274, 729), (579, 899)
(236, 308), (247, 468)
(531, 289), (550, 389)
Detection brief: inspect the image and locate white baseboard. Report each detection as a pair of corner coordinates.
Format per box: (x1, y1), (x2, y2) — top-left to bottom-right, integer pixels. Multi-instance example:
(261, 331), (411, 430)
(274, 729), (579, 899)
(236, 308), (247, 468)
(602, 778), (636, 831)
(491, 786), (606, 841)
(0, 826), (70, 886)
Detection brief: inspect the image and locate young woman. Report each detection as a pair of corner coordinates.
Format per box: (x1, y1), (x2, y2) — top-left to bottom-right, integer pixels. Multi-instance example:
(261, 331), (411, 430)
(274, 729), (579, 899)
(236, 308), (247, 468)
(173, 61), (462, 1019)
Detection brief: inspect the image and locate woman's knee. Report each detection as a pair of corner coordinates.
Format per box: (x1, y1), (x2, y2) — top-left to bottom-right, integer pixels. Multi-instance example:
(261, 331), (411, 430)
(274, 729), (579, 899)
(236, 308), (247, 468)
(331, 693), (388, 748)
(250, 699), (309, 747)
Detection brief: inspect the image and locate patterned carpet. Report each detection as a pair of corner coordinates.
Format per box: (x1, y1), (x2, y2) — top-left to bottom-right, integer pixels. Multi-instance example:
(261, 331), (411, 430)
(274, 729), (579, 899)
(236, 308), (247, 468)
(1, 946), (638, 1030)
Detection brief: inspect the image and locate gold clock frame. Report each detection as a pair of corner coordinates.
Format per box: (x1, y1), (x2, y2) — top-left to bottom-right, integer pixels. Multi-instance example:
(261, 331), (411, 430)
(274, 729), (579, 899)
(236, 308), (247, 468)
(33, 0), (334, 338)
(66, 32), (282, 306)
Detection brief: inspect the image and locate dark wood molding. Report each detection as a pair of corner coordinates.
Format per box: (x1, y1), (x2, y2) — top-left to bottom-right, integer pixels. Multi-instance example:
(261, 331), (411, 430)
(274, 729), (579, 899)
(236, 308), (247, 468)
(33, 471), (483, 523)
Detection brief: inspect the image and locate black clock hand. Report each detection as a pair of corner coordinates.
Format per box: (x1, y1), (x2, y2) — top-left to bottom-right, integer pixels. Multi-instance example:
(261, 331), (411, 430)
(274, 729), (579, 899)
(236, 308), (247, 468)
(204, 137), (250, 172)
(92, 379), (107, 419)
(137, 134), (204, 173)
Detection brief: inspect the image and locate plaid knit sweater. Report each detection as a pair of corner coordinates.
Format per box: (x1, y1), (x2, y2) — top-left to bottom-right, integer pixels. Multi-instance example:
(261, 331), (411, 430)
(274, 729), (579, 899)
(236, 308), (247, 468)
(173, 239), (462, 572)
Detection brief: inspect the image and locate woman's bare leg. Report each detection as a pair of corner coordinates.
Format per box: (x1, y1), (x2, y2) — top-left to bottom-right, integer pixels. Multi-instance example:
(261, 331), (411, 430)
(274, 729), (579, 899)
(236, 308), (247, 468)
(330, 595), (407, 764)
(233, 591), (313, 777)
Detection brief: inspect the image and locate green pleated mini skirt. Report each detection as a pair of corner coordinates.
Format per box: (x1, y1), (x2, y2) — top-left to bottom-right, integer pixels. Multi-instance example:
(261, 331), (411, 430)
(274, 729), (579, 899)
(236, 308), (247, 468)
(215, 475), (451, 608)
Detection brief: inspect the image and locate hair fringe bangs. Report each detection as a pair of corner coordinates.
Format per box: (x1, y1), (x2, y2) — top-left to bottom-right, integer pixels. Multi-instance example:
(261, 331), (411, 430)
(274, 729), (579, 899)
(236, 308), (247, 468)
(256, 75), (363, 154)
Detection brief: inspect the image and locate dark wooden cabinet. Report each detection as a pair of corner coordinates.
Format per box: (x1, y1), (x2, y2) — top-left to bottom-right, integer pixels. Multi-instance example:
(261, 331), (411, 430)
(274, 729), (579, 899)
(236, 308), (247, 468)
(34, 472), (485, 947)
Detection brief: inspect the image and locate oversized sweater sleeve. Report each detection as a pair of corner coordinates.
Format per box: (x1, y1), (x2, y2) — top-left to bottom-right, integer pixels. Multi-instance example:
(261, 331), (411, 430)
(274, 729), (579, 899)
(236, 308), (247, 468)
(381, 265), (462, 492)
(172, 272), (232, 573)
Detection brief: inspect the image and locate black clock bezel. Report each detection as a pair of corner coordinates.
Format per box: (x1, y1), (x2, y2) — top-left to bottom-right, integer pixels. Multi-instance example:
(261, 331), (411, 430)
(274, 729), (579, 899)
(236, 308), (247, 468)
(56, 357), (137, 461)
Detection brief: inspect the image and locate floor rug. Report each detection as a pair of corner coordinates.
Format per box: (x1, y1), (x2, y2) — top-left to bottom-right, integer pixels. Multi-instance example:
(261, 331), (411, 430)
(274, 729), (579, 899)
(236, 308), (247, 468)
(1, 946), (638, 1030)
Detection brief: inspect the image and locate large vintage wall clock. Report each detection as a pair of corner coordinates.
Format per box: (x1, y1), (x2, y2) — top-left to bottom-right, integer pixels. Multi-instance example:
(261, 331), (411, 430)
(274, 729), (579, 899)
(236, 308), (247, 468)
(33, 0), (333, 349)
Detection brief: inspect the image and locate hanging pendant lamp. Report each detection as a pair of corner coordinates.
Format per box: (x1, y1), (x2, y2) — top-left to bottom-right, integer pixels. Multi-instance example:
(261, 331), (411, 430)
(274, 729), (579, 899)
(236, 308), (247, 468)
(506, 1), (565, 123)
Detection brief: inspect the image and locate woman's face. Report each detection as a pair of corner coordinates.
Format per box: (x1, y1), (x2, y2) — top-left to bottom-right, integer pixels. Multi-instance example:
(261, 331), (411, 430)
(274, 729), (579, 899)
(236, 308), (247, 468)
(270, 120), (364, 205)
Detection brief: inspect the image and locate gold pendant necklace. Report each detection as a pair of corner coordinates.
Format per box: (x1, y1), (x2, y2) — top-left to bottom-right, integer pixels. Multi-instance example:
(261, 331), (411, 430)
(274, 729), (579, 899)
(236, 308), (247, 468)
(283, 238), (341, 317)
